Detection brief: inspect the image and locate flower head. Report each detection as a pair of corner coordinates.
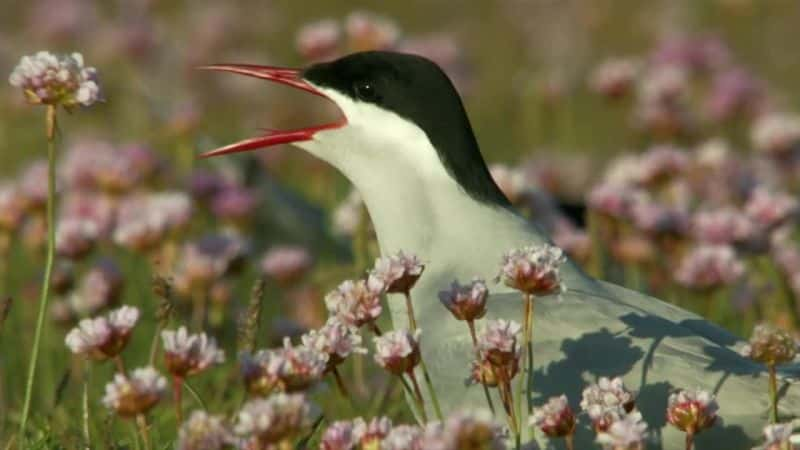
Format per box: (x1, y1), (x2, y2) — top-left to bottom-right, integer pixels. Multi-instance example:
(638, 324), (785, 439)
(740, 324), (798, 366)
(581, 377), (637, 432)
(65, 305), (139, 360)
(241, 338), (328, 394)
(589, 58), (639, 99)
(102, 366), (167, 417)
(296, 19), (341, 62)
(68, 258), (124, 315)
(55, 217), (98, 259)
(478, 319), (522, 369)
(438, 278), (489, 322)
(345, 11), (400, 52)
(666, 389), (719, 435)
(162, 327), (225, 378)
(421, 409), (505, 450)
(381, 425), (423, 450)
(497, 244), (566, 296)
(530, 395), (576, 438)
(635, 145), (689, 186)
(596, 411), (648, 450)
(674, 245), (745, 290)
(176, 410), (232, 450)
(320, 420), (356, 450)
(373, 329), (422, 375)
(587, 183), (638, 219)
(745, 187), (798, 231)
(260, 245), (314, 287)
(753, 421), (799, 450)
(234, 394), (311, 444)
(9, 51), (101, 107)
(352, 417), (393, 447)
(301, 317), (366, 370)
(368, 251), (425, 293)
(691, 209), (758, 247)
(751, 113), (800, 156)
(324, 279), (382, 328)
(0, 183), (26, 232)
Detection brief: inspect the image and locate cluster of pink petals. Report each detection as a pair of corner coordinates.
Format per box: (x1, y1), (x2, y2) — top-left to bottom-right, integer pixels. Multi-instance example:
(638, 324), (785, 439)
(581, 377), (637, 432)
(301, 317), (366, 370)
(753, 421), (799, 450)
(595, 411), (648, 450)
(68, 259), (124, 315)
(102, 366), (167, 417)
(634, 146), (690, 186)
(497, 243), (566, 296)
(162, 326), (225, 378)
(8, 51), (101, 107)
(260, 245), (314, 286)
(739, 323), (799, 366)
(176, 410), (233, 450)
(530, 394), (577, 438)
(691, 208), (758, 247)
(438, 278), (489, 322)
(234, 394), (311, 444)
(666, 389), (719, 434)
(242, 338), (328, 394)
(674, 245), (745, 290)
(65, 305), (139, 360)
(478, 319), (522, 365)
(588, 58), (640, 99)
(368, 251), (425, 294)
(324, 279), (383, 328)
(373, 329), (422, 375)
(744, 186), (798, 231)
(751, 113), (800, 156)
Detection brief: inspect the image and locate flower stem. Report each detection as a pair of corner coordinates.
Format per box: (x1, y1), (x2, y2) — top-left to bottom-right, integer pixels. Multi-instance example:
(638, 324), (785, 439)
(370, 322), (383, 336)
(565, 434), (575, 450)
(114, 355), (127, 375)
(769, 364), (779, 423)
(403, 291), (417, 331)
(332, 366), (351, 399)
(405, 290), (443, 422)
(82, 363), (91, 449)
(467, 320), (496, 415)
(19, 105), (58, 439)
(136, 414), (152, 450)
(685, 431), (694, 450)
(407, 371), (429, 423)
(173, 376), (184, 425)
(516, 293), (535, 434)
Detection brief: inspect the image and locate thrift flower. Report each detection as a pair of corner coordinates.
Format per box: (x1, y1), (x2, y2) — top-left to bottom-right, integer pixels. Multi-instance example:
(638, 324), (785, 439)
(530, 395), (577, 438)
(162, 326), (225, 378)
(740, 324), (798, 366)
(68, 258), (124, 315)
(381, 425), (423, 450)
(373, 329), (422, 375)
(497, 244), (566, 296)
(438, 278), (489, 322)
(234, 394), (311, 444)
(753, 421), (799, 450)
(102, 366), (167, 417)
(745, 187), (799, 231)
(65, 305), (139, 360)
(352, 417), (393, 447)
(666, 389), (719, 435)
(589, 58), (639, 99)
(422, 409), (505, 450)
(320, 420), (356, 450)
(55, 217), (98, 259)
(260, 245), (314, 287)
(324, 279), (382, 328)
(751, 113), (800, 156)
(674, 245), (745, 290)
(368, 251), (425, 293)
(176, 410), (232, 450)
(301, 317), (366, 371)
(296, 19), (341, 62)
(9, 51), (101, 108)
(478, 319), (522, 367)
(581, 377), (637, 432)
(596, 411), (648, 450)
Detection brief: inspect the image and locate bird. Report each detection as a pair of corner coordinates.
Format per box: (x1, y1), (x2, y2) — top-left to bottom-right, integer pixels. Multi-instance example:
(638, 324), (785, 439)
(199, 51), (800, 450)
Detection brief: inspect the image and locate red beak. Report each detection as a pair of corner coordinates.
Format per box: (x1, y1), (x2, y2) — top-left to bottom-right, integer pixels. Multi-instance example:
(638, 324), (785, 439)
(197, 64), (346, 158)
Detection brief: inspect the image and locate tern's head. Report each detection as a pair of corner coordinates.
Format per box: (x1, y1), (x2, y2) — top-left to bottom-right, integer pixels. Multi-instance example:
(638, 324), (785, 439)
(200, 51), (509, 207)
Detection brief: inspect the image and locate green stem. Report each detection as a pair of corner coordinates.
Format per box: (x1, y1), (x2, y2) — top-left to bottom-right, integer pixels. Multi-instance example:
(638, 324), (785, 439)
(404, 290), (442, 421)
(516, 293), (534, 434)
(136, 414), (151, 450)
(183, 380), (207, 411)
(82, 363), (91, 449)
(407, 371), (429, 423)
(173, 377), (184, 425)
(19, 105), (58, 439)
(769, 364), (778, 423)
(467, 320), (496, 415)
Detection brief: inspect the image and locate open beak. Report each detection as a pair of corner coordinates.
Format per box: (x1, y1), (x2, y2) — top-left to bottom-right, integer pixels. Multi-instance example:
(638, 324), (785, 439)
(197, 64), (346, 158)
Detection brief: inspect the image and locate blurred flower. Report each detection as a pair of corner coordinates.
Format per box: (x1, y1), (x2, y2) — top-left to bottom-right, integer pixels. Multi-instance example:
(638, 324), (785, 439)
(478, 319), (522, 368)
(234, 394), (311, 445)
(61, 191), (116, 237)
(368, 251), (424, 293)
(373, 329), (422, 376)
(174, 235), (247, 294)
(611, 235), (657, 266)
(396, 33), (470, 93)
(301, 317), (366, 371)
(635, 146), (689, 186)
(8, 51), (101, 108)
(650, 35), (730, 73)
(745, 187), (798, 231)
(102, 366), (167, 417)
(530, 394), (576, 438)
(162, 326), (225, 378)
(188, 169), (226, 202)
(381, 425), (423, 450)
(50, 261), (75, 296)
(581, 377), (637, 432)
(421, 409), (505, 450)
(211, 186), (257, 223)
(345, 11), (400, 52)
(324, 279), (383, 328)
(438, 278), (489, 322)
(28, 0), (96, 42)
(740, 323), (799, 366)
(674, 245), (744, 290)
(352, 417), (393, 447)
(332, 189), (364, 237)
(296, 19), (341, 62)
(489, 164), (528, 204)
(113, 205), (168, 253)
(55, 217), (97, 259)
(242, 338), (328, 394)
(19, 161), (49, 211)
(589, 58), (639, 99)
(65, 305), (139, 360)
(629, 201), (689, 236)
(752, 113), (800, 157)
(587, 183), (638, 219)
(706, 67), (765, 122)
(691, 208), (758, 246)
(497, 244), (565, 296)
(260, 245), (314, 287)
(176, 410), (232, 450)
(666, 389), (719, 435)
(595, 411), (648, 450)
(320, 420), (355, 450)
(753, 421), (799, 450)
(69, 258), (124, 315)
(0, 183), (26, 232)
(639, 65), (688, 105)
(552, 221), (591, 263)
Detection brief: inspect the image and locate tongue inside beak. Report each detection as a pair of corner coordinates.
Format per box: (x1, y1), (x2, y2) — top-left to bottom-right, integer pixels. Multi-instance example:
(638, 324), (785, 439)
(197, 64), (346, 158)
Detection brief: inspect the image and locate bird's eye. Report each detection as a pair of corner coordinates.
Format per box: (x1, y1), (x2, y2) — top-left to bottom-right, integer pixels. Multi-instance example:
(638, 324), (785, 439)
(354, 81), (378, 101)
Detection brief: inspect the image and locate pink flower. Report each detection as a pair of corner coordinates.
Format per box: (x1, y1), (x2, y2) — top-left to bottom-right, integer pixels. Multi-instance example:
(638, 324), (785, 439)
(65, 305), (139, 360)
(421, 410), (505, 450)
(666, 389), (719, 435)
(635, 146), (689, 186)
(373, 329), (422, 375)
(674, 245), (745, 290)
(740, 323), (798, 367)
(352, 417), (393, 447)
(19, 161), (49, 211)
(753, 422), (798, 450)
(234, 394), (311, 444)
(8, 51), (101, 107)
(587, 183), (638, 219)
(381, 425), (423, 450)
(581, 377), (637, 432)
(691, 209), (758, 246)
(745, 187), (798, 231)
(69, 258), (123, 315)
(242, 338), (328, 394)
(368, 251), (424, 293)
(596, 411), (648, 450)
(55, 217), (98, 259)
(320, 421), (356, 450)
(629, 201), (689, 236)
(211, 186), (256, 222)
(324, 279), (382, 328)
(0, 183), (26, 231)
(260, 245), (314, 287)
(438, 278), (488, 322)
(751, 113), (800, 156)
(176, 411), (232, 450)
(345, 11), (400, 52)
(589, 58), (640, 99)
(705, 67), (765, 122)
(301, 317), (366, 370)
(530, 395), (576, 438)
(102, 366), (167, 417)
(497, 244), (566, 296)
(162, 327), (225, 378)
(478, 319), (522, 368)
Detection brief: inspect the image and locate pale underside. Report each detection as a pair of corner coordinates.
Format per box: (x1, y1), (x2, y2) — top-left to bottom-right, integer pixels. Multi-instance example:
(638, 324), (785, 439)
(296, 86), (800, 450)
